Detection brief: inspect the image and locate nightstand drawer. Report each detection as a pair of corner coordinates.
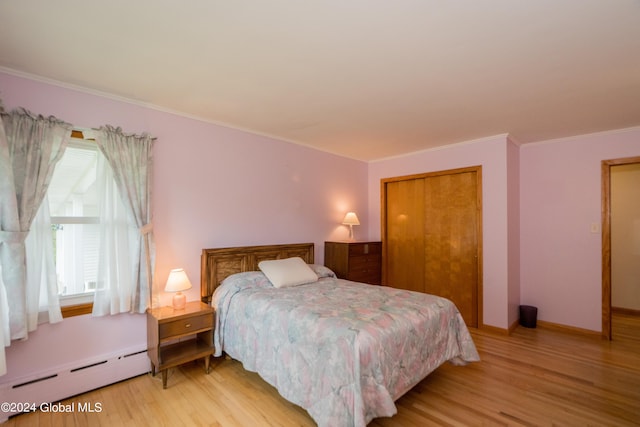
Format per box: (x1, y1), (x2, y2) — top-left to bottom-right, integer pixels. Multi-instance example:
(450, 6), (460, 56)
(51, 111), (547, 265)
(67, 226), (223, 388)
(160, 312), (213, 338)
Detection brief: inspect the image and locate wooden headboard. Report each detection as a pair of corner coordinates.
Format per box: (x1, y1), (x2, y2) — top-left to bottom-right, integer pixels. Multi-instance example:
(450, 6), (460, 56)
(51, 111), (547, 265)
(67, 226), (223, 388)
(200, 242), (315, 303)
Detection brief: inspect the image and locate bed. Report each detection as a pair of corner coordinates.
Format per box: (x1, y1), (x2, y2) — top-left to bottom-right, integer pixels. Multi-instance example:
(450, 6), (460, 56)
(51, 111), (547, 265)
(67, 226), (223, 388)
(201, 243), (479, 427)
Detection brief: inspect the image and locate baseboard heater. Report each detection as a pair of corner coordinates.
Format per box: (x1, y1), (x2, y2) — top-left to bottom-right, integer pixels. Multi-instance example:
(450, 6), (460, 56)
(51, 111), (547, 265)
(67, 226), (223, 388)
(0, 346), (149, 422)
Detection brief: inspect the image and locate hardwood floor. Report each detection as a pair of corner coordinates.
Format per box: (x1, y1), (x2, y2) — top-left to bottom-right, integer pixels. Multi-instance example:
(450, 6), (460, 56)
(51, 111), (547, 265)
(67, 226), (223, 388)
(6, 314), (640, 426)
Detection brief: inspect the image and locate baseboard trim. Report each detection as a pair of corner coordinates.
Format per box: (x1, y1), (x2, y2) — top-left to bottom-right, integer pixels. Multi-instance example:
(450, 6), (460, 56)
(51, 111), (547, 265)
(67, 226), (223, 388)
(478, 323), (510, 335)
(459, 319), (603, 338)
(612, 306), (640, 316)
(536, 320), (602, 339)
(508, 319), (520, 334)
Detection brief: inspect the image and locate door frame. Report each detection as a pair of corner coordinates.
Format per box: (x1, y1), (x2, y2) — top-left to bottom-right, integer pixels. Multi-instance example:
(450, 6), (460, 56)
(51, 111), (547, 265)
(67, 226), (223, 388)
(381, 165), (483, 328)
(601, 156), (640, 340)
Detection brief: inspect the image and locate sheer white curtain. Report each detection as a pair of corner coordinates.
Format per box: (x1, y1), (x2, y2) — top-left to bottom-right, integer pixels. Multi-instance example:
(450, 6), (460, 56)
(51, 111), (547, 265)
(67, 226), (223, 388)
(0, 107), (71, 376)
(25, 196), (62, 328)
(92, 154), (139, 315)
(92, 126), (155, 315)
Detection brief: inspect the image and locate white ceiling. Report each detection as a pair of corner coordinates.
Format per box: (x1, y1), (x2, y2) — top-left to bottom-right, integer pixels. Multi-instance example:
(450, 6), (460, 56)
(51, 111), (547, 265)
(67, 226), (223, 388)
(1, 1), (639, 161)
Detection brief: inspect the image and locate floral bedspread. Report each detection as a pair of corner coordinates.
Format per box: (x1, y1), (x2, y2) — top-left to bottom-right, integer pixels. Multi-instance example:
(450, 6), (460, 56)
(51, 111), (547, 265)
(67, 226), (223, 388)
(212, 271), (480, 427)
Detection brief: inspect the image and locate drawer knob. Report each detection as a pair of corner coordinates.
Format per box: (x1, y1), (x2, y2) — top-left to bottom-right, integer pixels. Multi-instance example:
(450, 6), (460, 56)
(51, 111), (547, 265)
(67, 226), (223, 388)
(185, 323), (191, 328)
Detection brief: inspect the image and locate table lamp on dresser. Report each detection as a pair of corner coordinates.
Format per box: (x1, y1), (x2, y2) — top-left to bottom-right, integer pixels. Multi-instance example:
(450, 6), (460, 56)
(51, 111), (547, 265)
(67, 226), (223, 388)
(342, 212), (360, 240)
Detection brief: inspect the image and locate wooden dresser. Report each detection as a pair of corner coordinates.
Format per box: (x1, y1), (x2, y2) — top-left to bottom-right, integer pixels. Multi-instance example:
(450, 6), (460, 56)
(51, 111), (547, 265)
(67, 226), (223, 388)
(324, 241), (382, 285)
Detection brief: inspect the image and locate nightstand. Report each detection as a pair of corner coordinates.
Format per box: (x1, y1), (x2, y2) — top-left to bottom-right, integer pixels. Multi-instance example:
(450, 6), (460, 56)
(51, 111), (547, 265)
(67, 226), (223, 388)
(324, 241), (382, 285)
(147, 301), (215, 388)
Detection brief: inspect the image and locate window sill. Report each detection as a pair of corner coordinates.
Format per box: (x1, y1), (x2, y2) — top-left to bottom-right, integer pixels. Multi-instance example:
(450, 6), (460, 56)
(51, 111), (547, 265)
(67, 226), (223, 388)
(36, 301), (93, 323)
(59, 292), (94, 318)
(61, 303), (93, 318)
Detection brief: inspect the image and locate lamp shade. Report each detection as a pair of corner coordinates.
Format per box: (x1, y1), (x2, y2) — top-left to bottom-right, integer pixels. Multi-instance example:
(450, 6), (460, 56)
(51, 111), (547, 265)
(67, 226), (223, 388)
(342, 212), (360, 226)
(165, 268), (193, 293)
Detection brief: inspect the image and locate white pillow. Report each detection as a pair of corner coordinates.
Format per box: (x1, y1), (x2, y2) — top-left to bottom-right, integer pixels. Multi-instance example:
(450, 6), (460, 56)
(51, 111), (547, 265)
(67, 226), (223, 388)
(258, 257), (319, 288)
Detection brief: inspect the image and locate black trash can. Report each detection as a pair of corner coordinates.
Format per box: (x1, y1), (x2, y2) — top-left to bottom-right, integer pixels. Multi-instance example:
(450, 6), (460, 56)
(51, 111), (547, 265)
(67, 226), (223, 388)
(519, 305), (537, 328)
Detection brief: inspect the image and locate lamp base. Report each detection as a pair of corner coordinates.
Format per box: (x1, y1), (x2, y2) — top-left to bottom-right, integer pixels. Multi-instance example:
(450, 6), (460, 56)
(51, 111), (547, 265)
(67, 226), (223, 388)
(172, 292), (186, 310)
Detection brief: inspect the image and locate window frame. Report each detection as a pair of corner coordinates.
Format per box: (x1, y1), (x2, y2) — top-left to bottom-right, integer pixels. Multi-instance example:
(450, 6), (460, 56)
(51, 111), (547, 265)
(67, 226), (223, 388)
(56, 129), (96, 318)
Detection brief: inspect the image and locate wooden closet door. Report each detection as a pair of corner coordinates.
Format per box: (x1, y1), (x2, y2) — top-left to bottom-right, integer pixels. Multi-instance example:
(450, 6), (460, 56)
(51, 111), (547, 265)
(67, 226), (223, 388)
(382, 167), (481, 328)
(423, 171), (478, 327)
(384, 178), (425, 292)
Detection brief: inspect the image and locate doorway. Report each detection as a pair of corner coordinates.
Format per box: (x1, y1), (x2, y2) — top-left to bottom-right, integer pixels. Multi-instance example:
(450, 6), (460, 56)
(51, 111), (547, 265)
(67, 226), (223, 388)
(602, 156), (640, 340)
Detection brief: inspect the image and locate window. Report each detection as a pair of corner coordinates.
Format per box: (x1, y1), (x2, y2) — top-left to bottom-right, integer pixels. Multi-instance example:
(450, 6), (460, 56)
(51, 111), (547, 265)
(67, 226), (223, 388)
(47, 137), (100, 309)
(8, 119), (154, 327)
(44, 132), (133, 317)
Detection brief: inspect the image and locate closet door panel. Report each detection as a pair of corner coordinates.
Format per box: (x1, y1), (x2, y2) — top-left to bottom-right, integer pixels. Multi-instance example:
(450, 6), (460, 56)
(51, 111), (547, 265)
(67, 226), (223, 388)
(424, 171), (478, 326)
(384, 178), (425, 292)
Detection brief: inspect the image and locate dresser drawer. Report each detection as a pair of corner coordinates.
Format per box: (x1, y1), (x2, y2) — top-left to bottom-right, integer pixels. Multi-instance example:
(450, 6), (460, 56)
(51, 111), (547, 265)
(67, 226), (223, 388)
(348, 254), (381, 270)
(348, 242), (381, 256)
(159, 312), (213, 338)
(348, 271), (381, 284)
(348, 254), (381, 284)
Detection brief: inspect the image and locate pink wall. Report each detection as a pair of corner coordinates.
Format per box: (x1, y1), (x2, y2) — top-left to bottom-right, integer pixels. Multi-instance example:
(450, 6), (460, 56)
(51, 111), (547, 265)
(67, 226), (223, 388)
(0, 71), (368, 382)
(520, 127), (640, 331)
(367, 135), (511, 329)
